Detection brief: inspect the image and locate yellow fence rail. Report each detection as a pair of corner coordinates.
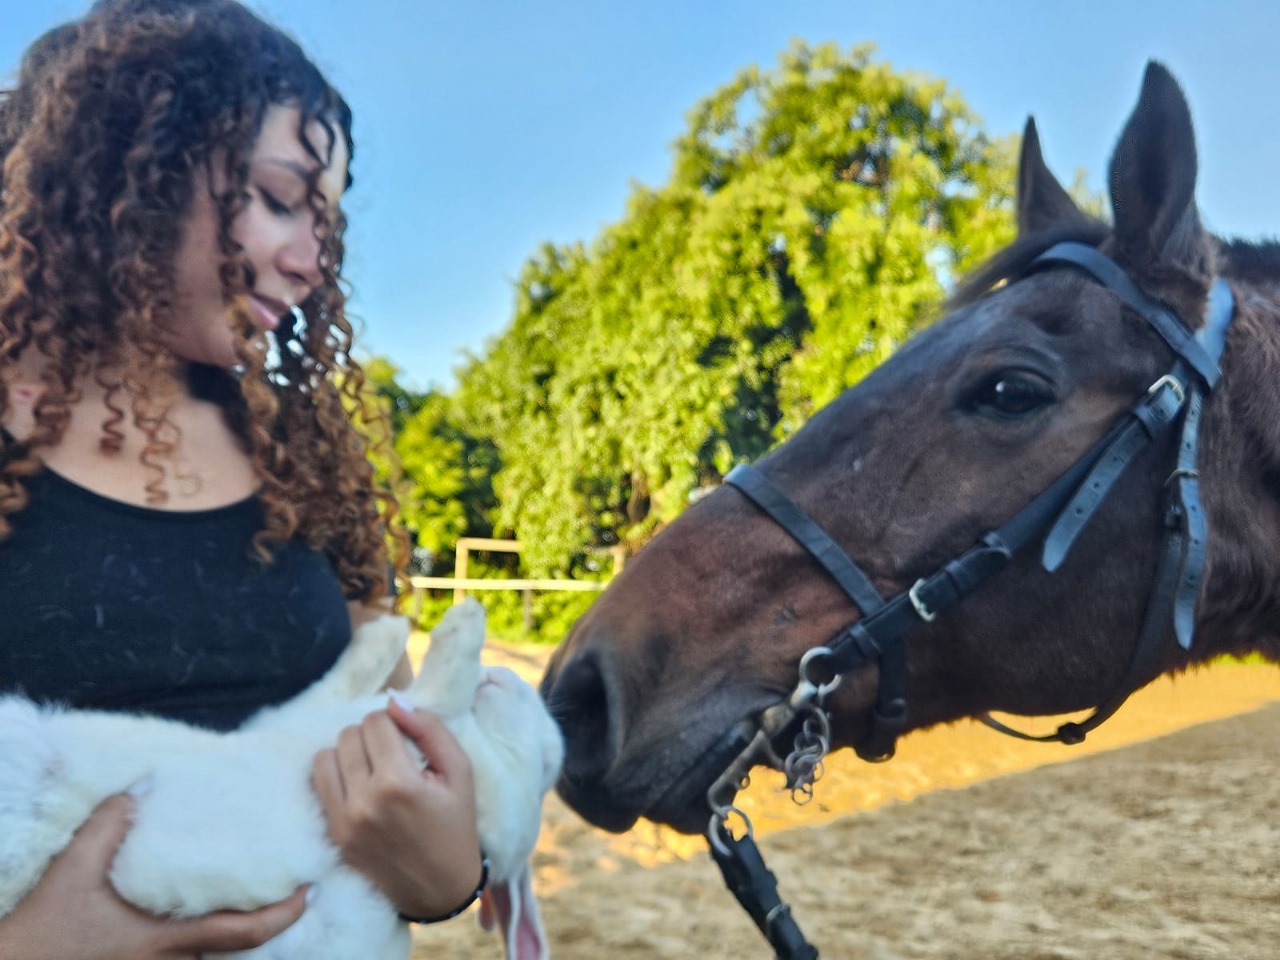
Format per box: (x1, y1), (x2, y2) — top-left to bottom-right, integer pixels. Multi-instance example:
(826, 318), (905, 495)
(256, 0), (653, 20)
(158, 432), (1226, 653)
(405, 537), (624, 627)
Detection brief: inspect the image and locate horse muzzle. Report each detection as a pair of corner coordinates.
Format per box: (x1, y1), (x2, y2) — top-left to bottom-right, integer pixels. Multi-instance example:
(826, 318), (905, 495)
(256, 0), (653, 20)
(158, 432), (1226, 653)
(542, 644), (783, 834)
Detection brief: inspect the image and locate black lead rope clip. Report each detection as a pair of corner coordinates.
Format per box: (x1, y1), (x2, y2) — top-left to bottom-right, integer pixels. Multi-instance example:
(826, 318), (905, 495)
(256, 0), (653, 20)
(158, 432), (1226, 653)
(709, 821), (819, 960)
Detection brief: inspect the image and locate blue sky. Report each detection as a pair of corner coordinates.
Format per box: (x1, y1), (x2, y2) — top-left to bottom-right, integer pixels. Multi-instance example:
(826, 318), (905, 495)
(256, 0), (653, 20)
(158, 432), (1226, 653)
(4, 1), (1278, 391)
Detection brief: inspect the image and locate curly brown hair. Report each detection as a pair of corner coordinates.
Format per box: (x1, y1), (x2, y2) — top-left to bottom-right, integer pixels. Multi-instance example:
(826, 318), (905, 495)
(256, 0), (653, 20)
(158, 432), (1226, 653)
(0, 0), (407, 604)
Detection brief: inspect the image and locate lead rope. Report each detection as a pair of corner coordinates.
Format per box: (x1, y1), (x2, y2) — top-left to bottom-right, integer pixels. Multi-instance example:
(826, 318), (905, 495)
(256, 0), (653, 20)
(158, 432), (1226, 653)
(708, 825), (819, 960)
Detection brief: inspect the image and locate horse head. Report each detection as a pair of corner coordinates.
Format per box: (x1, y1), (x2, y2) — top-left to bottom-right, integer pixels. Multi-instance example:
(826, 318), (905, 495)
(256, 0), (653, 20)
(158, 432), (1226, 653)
(541, 62), (1280, 837)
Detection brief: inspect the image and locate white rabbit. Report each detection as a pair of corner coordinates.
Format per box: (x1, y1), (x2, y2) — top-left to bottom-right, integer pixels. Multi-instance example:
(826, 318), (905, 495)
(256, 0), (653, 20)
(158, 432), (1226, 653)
(0, 598), (563, 960)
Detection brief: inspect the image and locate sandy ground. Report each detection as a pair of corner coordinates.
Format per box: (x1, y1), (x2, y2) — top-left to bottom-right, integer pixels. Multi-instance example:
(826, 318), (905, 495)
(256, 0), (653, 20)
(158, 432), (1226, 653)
(406, 636), (1280, 959)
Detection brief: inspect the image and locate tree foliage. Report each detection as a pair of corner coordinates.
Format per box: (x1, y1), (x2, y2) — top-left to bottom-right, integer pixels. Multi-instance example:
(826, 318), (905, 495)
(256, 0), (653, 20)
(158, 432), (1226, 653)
(352, 357), (498, 573)
(438, 42), (1016, 578)
(361, 42), (1023, 640)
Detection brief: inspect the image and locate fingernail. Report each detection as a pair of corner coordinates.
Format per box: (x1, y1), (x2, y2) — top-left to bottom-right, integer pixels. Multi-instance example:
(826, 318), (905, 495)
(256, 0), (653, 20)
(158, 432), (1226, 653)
(127, 775), (154, 798)
(387, 690), (414, 712)
(305, 885), (317, 908)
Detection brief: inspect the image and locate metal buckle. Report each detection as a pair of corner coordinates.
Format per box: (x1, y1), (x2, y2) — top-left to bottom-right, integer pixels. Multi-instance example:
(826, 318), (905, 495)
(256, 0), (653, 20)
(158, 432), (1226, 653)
(908, 578), (937, 622)
(1147, 373), (1185, 406)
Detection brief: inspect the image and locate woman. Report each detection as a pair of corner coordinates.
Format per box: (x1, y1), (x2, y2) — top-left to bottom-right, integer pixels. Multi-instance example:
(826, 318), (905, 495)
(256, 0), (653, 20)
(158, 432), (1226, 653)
(0, 1), (484, 956)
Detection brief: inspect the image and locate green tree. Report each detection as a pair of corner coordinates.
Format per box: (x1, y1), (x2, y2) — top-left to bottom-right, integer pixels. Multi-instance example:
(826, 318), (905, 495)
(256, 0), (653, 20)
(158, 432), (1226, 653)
(449, 41), (1017, 578)
(395, 390), (499, 562)
(362, 355), (427, 434)
(346, 357), (498, 577)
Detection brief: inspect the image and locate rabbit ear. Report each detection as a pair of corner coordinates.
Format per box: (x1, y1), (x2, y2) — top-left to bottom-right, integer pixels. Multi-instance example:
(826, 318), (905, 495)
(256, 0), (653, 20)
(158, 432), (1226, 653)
(479, 866), (549, 960)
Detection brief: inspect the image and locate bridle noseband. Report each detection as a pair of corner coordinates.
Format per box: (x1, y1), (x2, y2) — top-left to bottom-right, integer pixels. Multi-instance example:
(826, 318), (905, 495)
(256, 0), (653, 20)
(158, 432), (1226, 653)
(703, 242), (1236, 960)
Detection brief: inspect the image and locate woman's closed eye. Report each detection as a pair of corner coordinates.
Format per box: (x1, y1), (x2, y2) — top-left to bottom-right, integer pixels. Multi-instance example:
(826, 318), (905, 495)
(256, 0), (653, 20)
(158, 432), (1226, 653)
(259, 188), (298, 217)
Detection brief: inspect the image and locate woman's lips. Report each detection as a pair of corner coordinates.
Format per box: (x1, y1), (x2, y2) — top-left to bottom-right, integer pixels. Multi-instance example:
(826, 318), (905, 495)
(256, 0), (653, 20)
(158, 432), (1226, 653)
(250, 295), (288, 331)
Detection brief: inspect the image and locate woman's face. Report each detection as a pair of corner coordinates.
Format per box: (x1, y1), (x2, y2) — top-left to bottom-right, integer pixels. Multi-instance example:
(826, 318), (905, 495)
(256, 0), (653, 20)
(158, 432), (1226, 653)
(167, 104), (349, 369)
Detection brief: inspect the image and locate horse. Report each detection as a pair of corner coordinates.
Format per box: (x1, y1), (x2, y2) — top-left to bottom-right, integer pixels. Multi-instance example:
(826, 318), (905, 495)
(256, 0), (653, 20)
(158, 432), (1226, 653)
(540, 57), (1280, 876)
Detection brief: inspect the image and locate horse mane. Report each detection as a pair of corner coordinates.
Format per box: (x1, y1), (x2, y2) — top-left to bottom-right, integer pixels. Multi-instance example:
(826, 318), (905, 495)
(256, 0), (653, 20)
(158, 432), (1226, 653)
(946, 221), (1111, 310)
(1218, 238), (1280, 284)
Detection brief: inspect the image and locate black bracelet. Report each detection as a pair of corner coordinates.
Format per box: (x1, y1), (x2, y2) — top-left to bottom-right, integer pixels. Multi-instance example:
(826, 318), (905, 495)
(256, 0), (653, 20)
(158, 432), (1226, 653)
(397, 855), (490, 925)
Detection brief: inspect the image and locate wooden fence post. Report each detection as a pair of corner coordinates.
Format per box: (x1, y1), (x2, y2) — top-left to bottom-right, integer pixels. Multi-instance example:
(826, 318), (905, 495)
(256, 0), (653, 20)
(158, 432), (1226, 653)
(454, 543), (469, 605)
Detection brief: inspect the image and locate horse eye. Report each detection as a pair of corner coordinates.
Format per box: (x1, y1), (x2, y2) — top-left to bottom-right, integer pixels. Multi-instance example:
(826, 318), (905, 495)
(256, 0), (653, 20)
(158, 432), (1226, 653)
(970, 372), (1055, 419)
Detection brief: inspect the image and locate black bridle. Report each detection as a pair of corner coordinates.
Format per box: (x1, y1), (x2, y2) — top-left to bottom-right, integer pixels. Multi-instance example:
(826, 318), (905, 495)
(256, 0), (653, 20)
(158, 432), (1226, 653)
(703, 242), (1236, 960)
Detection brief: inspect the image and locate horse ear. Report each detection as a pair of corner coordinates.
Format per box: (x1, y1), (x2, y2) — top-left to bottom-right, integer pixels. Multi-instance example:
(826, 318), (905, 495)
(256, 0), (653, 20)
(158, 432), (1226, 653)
(1016, 118), (1088, 235)
(1108, 61), (1203, 267)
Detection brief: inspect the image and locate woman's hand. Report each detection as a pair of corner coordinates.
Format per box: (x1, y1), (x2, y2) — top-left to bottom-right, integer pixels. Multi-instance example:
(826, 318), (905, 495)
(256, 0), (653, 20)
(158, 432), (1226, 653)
(0, 793), (307, 960)
(312, 698), (484, 919)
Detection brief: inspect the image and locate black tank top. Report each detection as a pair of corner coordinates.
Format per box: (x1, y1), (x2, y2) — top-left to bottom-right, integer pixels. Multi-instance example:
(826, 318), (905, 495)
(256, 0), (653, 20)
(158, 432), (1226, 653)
(0, 467), (351, 731)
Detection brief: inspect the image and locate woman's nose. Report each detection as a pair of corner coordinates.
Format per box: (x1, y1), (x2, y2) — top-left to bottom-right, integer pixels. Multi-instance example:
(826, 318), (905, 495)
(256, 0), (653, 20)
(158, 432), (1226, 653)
(278, 226), (324, 293)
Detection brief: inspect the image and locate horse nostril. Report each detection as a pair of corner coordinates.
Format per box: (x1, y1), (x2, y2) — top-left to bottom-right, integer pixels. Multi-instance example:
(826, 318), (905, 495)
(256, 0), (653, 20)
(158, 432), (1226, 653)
(544, 654), (616, 783)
